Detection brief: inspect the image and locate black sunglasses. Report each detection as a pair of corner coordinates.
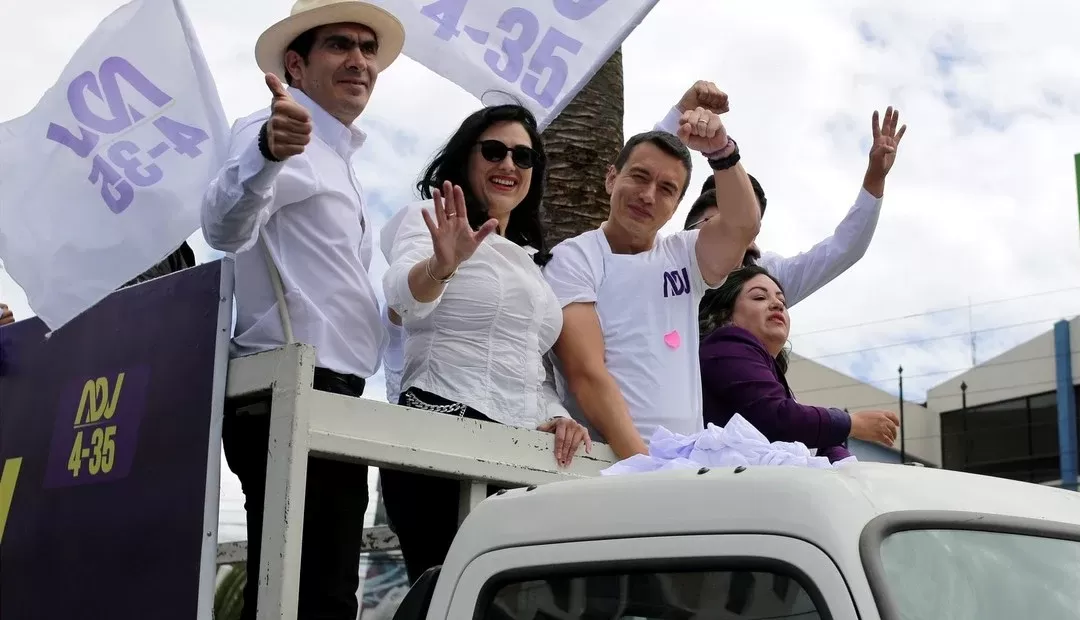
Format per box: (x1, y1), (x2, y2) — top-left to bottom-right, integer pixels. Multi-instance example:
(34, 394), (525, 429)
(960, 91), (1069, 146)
(477, 140), (541, 169)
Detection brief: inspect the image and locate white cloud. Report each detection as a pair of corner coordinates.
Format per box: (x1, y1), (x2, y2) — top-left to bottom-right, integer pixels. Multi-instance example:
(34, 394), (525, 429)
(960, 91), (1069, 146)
(5, 0), (1080, 534)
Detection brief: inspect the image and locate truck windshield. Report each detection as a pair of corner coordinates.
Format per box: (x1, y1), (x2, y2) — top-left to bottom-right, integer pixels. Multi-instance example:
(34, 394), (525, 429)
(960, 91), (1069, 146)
(879, 529), (1080, 619)
(481, 568), (823, 619)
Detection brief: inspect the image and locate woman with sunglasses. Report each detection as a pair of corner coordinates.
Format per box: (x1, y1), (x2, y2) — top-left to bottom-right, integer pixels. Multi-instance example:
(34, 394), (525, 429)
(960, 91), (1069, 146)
(380, 104), (591, 583)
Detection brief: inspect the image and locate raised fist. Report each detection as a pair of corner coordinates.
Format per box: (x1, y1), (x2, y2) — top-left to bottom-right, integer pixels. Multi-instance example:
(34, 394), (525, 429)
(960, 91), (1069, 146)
(677, 107), (730, 154)
(678, 80), (729, 115)
(264, 73), (313, 160)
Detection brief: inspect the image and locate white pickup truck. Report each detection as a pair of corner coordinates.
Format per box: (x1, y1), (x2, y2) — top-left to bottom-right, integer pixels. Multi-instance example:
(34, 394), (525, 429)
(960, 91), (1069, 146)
(390, 462), (1080, 619)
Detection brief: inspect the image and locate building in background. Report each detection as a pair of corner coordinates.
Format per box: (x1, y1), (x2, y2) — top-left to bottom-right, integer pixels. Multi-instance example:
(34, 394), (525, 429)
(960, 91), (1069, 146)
(928, 317), (1078, 489)
(784, 317), (1079, 488)
(785, 351), (940, 466)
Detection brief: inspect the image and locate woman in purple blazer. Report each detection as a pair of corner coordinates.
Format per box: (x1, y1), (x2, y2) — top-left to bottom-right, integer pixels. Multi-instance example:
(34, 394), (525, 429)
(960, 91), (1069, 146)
(698, 265), (899, 462)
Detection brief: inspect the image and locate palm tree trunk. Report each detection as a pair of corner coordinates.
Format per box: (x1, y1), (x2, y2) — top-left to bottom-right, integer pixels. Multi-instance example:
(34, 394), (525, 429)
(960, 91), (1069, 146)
(541, 48), (624, 248)
(214, 565), (246, 620)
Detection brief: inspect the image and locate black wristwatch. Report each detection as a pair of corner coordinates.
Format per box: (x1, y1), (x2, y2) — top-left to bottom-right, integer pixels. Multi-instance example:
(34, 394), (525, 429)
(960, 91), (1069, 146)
(258, 121), (282, 162)
(707, 138), (740, 171)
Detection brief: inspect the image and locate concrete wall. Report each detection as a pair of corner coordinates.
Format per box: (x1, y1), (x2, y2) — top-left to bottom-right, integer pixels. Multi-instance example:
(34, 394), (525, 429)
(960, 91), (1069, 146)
(786, 352), (941, 465)
(926, 316), (1080, 413)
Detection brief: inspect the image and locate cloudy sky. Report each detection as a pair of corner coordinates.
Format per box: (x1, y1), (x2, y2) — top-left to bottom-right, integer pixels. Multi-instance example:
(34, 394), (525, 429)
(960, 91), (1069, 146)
(4, 0), (1080, 540)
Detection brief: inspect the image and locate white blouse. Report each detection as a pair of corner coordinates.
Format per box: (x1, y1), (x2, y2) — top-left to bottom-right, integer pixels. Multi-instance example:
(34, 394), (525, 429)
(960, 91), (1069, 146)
(382, 200), (568, 428)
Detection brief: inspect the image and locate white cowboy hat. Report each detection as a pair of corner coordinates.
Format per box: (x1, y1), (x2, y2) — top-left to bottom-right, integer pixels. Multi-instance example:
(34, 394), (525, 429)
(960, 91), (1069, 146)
(255, 0), (405, 82)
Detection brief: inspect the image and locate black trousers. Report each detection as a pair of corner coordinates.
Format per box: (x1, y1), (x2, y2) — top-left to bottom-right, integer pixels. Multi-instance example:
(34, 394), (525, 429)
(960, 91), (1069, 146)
(379, 387), (501, 584)
(222, 367), (369, 620)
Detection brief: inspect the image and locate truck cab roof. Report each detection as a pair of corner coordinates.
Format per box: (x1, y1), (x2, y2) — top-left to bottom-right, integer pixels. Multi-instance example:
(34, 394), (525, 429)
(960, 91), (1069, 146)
(410, 463), (1080, 619)
(449, 462), (1080, 561)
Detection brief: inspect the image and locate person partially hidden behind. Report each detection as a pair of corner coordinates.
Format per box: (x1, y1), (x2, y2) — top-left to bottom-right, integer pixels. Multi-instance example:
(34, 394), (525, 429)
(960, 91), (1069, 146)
(681, 104), (906, 308)
(698, 265), (900, 461)
(121, 241), (196, 288)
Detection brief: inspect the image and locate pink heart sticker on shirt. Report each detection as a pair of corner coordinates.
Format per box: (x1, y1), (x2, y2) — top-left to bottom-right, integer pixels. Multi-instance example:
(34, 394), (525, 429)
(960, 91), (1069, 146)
(664, 330), (681, 349)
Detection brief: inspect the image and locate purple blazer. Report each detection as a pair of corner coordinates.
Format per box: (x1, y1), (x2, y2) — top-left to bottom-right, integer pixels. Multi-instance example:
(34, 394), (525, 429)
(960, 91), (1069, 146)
(700, 325), (853, 462)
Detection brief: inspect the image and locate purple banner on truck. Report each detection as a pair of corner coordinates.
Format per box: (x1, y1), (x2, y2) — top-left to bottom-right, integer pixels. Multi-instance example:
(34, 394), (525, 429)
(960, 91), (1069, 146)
(0, 260), (229, 620)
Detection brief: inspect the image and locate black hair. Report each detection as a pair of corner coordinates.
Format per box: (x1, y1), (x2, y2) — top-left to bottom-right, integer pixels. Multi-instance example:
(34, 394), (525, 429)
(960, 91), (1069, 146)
(699, 264), (790, 375)
(693, 173), (767, 227)
(416, 104), (550, 266)
(683, 190), (717, 229)
(284, 28), (320, 87)
(614, 131), (693, 200)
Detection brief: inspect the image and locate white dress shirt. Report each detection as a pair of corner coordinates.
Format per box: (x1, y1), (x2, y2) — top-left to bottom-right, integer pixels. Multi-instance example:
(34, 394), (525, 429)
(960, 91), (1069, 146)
(654, 105), (884, 308)
(201, 87), (385, 378)
(755, 188), (882, 307)
(381, 201), (568, 427)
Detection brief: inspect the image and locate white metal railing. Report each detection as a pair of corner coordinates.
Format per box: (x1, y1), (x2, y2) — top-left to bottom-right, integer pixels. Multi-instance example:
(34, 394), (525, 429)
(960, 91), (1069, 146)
(219, 343), (616, 619)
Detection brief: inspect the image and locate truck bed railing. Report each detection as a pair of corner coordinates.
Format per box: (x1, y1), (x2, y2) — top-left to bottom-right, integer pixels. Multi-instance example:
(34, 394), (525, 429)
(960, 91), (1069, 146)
(219, 343), (616, 619)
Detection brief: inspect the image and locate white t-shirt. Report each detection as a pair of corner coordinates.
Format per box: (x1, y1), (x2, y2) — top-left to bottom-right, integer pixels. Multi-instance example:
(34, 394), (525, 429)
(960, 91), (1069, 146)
(543, 227), (712, 440)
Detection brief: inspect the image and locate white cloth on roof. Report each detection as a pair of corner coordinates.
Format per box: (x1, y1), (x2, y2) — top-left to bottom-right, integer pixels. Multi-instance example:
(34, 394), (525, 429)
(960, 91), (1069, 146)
(600, 414), (857, 476)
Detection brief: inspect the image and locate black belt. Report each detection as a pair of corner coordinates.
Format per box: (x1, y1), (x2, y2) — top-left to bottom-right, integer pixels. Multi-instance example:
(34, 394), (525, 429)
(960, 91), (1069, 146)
(313, 367), (366, 397)
(229, 367), (365, 416)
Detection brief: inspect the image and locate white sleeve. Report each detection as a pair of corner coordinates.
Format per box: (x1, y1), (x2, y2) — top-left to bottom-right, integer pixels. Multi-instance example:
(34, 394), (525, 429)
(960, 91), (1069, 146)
(382, 202), (442, 321)
(652, 105), (684, 136)
(200, 114), (317, 253)
(380, 310), (404, 405)
(758, 188), (883, 307)
(542, 236), (599, 307)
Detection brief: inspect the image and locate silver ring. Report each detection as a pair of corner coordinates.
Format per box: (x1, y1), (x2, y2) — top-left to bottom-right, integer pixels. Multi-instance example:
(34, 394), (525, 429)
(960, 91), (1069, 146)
(697, 118), (708, 124)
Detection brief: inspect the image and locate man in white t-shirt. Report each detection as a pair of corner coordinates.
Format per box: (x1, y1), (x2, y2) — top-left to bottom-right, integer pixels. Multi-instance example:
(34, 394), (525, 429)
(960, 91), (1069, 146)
(544, 102), (761, 459)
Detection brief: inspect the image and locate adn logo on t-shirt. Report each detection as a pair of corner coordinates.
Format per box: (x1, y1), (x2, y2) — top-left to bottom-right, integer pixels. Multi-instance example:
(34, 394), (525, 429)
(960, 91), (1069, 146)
(663, 267), (691, 298)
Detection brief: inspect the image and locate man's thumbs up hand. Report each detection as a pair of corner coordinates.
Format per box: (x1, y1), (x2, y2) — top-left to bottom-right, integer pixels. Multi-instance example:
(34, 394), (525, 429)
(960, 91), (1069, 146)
(263, 72), (312, 160)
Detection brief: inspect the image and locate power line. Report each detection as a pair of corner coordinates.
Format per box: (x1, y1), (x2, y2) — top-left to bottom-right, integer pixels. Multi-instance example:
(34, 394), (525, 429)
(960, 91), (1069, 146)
(793, 285), (1080, 337)
(790, 313), (1074, 363)
(804, 378), (1060, 416)
(791, 352), (1060, 397)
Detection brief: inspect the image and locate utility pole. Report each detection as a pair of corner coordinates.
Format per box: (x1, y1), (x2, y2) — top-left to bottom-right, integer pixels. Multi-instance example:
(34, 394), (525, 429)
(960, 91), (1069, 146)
(898, 365), (906, 464)
(968, 297), (976, 366)
(1075, 153), (1080, 244)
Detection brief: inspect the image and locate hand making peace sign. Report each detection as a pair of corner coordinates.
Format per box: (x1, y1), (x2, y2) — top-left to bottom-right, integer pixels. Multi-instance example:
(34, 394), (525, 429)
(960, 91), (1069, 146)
(422, 181), (499, 280)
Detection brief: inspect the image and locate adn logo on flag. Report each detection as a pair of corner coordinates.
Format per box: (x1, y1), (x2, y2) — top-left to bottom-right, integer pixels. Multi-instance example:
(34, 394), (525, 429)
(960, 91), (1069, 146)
(370, 0), (659, 130)
(0, 0), (229, 330)
(45, 57), (213, 215)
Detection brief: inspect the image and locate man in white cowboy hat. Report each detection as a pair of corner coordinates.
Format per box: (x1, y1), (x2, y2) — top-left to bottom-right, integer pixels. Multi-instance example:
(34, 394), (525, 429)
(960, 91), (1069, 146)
(200, 1), (404, 618)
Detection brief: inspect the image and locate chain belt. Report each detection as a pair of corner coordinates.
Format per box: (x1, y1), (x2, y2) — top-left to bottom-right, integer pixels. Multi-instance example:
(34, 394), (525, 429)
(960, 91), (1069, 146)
(403, 390), (467, 417)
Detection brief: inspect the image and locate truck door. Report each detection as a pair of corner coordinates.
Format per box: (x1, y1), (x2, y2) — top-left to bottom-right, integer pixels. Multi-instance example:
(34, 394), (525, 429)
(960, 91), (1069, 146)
(441, 533), (860, 619)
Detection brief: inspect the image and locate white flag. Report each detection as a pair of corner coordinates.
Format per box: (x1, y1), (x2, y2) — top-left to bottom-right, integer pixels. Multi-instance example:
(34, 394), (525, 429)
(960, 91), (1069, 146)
(368, 0), (658, 130)
(0, 0), (228, 330)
